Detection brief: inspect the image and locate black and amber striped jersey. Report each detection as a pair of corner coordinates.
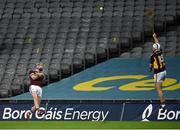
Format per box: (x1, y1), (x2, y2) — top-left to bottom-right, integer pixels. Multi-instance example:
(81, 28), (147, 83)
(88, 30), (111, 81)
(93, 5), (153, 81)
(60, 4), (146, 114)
(150, 50), (166, 74)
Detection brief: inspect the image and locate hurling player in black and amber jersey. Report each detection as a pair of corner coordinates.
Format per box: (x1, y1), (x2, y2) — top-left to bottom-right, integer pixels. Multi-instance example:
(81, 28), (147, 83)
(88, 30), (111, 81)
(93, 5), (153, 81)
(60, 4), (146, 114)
(149, 33), (167, 112)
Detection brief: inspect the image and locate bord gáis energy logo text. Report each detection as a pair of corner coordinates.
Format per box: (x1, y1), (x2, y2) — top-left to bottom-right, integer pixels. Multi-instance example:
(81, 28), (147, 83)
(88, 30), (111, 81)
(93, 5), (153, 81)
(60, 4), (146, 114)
(142, 104), (180, 121)
(2, 107), (109, 121)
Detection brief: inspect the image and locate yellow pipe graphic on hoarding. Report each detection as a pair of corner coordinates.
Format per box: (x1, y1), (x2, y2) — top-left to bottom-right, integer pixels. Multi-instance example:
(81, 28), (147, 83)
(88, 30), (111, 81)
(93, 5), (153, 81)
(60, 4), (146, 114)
(120, 78), (177, 91)
(73, 75), (180, 91)
(73, 75), (147, 91)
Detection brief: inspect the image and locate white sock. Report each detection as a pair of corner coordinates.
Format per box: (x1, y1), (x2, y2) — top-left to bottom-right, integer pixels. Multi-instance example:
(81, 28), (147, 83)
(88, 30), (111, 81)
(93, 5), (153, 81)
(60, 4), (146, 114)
(161, 104), (165, 108)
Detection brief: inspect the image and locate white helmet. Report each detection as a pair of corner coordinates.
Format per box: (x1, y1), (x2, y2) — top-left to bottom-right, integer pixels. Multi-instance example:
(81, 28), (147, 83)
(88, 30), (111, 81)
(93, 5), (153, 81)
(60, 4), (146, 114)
(153, 43), (160, 51)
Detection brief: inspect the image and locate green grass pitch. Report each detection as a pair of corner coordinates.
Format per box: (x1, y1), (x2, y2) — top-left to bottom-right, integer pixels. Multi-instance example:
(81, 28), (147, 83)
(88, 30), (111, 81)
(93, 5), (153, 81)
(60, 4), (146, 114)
(0, 121), (180, 129)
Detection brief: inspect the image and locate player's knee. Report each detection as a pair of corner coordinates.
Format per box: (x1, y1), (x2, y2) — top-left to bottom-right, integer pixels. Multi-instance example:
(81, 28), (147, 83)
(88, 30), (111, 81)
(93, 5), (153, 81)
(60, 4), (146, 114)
(157, 90), (163, 95)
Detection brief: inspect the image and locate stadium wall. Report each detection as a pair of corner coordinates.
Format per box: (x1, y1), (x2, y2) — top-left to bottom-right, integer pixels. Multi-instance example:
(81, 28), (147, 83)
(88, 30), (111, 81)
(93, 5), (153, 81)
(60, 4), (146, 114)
(0, 100), (180, 121)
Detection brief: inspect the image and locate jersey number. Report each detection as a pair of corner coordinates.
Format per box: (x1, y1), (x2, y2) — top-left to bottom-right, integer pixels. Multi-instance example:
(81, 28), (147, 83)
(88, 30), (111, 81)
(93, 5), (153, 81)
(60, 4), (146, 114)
(158, 55), (165, 68)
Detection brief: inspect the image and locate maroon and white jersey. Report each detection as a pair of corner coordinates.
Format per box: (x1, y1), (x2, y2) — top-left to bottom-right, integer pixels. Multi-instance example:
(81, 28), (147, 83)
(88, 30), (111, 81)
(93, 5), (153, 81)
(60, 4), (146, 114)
(29, 70), (44, 87)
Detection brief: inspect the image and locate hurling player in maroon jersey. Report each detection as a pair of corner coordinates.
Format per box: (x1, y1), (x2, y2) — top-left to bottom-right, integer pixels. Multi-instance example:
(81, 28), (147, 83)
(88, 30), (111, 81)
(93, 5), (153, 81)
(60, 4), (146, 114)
(26, 64), (45, 119)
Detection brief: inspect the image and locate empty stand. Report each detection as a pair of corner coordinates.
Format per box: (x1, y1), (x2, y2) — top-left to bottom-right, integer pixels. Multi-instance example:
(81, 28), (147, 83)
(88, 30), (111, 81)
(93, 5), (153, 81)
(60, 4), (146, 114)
(0, 0), (179, 98)
(120, 26), (180, 58)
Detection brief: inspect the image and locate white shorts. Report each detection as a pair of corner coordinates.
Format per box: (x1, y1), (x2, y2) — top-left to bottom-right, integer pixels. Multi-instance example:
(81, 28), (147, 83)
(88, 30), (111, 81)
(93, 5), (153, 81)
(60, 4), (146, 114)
(154, 70), (166, 83)
(29, 85), (42, 97)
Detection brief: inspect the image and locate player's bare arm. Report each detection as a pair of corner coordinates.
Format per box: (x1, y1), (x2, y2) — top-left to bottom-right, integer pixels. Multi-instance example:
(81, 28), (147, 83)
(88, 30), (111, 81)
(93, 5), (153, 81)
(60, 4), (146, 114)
(152, 33), (159, 44)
